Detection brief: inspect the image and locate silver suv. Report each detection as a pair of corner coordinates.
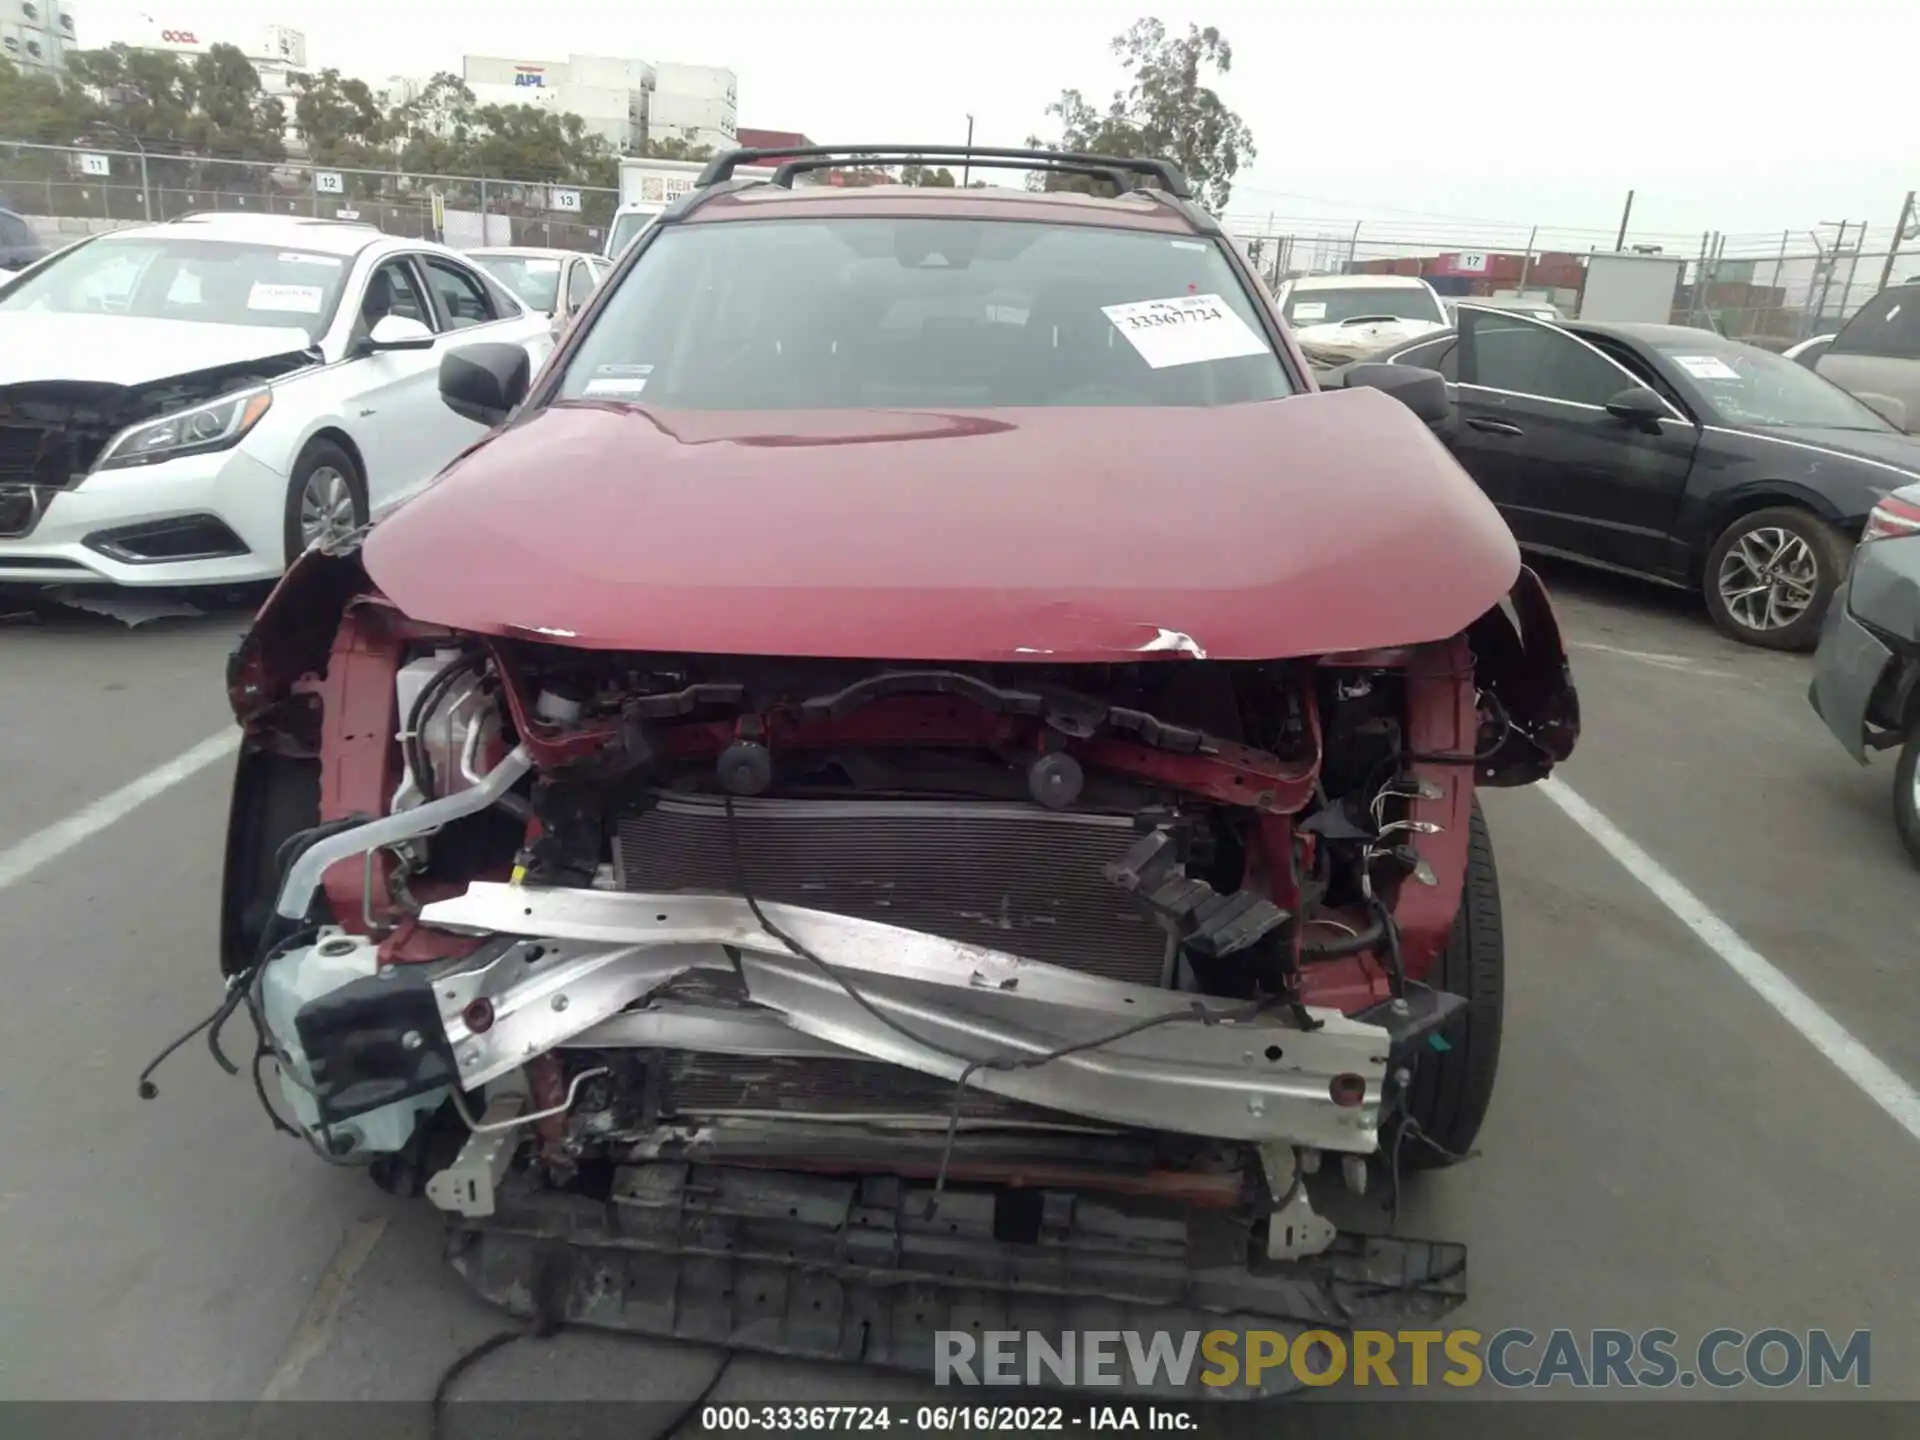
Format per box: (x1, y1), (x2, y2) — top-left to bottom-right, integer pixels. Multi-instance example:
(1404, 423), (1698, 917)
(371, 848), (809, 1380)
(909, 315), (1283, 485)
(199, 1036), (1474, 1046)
(1811, 283), (1920, 432)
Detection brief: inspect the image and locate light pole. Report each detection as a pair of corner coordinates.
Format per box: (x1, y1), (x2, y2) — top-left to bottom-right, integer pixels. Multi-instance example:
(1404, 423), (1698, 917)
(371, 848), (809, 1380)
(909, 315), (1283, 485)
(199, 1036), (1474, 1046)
(963, 114), (974, 188)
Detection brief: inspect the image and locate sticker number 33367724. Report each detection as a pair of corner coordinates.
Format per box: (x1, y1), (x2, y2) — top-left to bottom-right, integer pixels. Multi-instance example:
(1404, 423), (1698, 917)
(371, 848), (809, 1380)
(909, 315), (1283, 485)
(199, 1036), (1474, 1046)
(1101, 293), (1268, 370)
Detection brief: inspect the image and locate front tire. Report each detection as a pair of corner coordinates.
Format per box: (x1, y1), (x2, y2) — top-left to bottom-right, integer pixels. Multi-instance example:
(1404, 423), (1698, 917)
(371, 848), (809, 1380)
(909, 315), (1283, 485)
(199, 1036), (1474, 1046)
(1893, 720), (1920, 869)
(1401, 799), (1503, 1169)
(282, 439), (368, 568)
(1701, 506), (1850, 652)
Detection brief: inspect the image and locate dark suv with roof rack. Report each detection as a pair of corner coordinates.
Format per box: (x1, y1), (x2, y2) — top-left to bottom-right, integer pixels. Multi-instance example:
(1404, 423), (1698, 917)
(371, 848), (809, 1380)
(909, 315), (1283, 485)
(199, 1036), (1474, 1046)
(203, 144), (1579, 1396)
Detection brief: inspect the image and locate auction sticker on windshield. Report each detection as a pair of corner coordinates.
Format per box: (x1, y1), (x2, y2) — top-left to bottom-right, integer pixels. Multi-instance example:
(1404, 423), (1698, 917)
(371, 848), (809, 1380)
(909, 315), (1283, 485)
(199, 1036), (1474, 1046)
(248, 282), (326, 313)
(1672, 354), (1743, 382)
(1102, 293), (1267, 369)
(1290, 302), (1328, 321)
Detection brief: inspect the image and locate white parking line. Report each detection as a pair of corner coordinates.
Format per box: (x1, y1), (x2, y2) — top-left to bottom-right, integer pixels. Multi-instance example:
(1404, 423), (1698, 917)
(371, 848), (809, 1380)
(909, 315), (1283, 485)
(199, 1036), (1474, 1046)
(0, 727), (240, 893)
(1538, 777), (1920, 1146)
(255, 1215), (388, 1404)
(1565, 640), (1735, 679)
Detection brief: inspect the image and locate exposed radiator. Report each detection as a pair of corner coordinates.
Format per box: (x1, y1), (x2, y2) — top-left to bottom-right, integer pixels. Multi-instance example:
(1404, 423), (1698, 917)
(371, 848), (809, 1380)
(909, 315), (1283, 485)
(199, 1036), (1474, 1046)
(612, 791), (1172, 986)
(660, 1053), (1048, 1124)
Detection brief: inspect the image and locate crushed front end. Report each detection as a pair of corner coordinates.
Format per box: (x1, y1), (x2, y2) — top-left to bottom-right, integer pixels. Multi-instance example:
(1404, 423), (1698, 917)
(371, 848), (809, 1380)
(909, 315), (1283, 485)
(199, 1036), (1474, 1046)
(203, 549), (1577, 1398)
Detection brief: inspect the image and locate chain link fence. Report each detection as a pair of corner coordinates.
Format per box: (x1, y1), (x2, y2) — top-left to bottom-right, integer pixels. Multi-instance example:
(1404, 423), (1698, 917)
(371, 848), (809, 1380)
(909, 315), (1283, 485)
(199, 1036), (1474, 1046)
(8, 136), (1913, 342)
(1224, 216), (1916, 347)
(0, 139), (621, 254)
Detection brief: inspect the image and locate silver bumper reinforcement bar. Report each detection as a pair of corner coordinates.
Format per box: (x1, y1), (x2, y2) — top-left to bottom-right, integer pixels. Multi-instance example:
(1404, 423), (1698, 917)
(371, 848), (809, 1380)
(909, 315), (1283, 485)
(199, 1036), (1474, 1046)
(419, 883), (1391, 1154)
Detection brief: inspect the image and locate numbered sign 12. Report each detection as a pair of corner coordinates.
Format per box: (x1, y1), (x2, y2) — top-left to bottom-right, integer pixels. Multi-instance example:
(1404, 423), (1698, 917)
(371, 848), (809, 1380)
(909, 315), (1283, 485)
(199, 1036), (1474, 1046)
(313, 171), (345, 195)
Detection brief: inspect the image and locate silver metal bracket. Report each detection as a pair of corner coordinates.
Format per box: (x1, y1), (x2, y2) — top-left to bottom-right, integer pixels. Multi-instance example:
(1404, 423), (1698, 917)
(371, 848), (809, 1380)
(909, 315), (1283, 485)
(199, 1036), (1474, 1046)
(427, 1088), (529, 1218)
(1259, 1144), (1337, 1260)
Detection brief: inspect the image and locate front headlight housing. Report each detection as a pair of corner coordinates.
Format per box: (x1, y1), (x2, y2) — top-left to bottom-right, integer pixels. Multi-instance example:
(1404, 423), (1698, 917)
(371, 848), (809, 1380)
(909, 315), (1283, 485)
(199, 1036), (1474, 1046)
(94, 388), (274, 471)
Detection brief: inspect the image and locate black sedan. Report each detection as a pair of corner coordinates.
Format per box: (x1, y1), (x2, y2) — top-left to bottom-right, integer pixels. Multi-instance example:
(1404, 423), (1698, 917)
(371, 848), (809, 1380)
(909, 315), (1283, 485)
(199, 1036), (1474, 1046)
(1327, 310), (1920, 649)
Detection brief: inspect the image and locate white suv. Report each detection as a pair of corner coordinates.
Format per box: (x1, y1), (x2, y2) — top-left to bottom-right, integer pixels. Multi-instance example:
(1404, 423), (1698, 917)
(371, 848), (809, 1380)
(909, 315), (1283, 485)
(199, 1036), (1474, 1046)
(1274, 273), (1450, 362)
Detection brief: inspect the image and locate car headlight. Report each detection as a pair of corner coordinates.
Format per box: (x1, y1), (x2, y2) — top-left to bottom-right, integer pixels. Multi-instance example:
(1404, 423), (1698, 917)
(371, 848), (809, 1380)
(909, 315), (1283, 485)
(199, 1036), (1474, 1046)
(94, 388), (274, 471)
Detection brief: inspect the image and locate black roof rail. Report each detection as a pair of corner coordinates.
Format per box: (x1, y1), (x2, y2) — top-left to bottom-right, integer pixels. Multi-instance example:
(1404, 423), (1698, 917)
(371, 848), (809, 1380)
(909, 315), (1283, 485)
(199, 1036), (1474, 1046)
(657, 176), (766, 225)
(695, 144), (1194, 199)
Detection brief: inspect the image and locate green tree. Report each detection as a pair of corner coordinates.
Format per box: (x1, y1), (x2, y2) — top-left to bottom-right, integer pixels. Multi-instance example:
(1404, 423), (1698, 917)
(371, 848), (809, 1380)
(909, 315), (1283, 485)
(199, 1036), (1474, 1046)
(387, 71), (479, 177)
(62, 43), (283, 202)
(183, 43), (286, 168)
(898, 164), (956, 187)
(0, 54), (99, 143)
(289, 67), (388, 167)
(631, 136), (713, 161)
(1031, 18), (1255, 211)
(0, 56), (101, 213)
(64, 44), (195, 152)
(470, 105), (614, 184)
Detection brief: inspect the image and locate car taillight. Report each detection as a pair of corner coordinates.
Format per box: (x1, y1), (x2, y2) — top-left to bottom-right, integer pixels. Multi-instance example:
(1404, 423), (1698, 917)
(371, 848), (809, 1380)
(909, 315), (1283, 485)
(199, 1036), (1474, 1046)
(1861, 494), (1920, 543)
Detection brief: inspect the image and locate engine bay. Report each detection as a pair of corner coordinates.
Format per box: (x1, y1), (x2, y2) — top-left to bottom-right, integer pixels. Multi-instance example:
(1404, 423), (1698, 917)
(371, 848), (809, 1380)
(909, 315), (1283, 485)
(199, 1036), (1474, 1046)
(183, 553), (1576, 1382)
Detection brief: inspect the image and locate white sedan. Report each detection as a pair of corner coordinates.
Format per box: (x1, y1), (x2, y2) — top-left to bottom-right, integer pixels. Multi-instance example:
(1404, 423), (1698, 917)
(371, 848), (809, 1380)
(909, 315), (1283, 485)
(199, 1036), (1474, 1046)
(468, 247), (611, 341)
(0, 213), (554, 588)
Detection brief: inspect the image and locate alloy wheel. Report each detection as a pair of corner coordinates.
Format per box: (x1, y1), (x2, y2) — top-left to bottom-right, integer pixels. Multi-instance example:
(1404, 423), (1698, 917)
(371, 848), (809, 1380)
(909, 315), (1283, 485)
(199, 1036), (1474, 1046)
(1715, 526), (1818, 633)
(298, 466), (359, 550)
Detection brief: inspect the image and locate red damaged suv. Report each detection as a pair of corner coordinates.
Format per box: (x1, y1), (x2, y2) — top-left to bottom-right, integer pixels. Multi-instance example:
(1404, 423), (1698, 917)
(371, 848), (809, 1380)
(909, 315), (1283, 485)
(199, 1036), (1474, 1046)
(192, 146), (1578, 1396)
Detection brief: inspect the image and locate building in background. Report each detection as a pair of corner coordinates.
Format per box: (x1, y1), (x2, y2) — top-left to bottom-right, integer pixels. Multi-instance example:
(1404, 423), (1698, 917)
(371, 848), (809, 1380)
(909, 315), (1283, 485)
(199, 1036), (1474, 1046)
(459, 52), (738, 153)
(127, 19), (307, 97)
(2, 0), (79, 76)
(646, 61), (735, 150)
(463, 53), (644, 150)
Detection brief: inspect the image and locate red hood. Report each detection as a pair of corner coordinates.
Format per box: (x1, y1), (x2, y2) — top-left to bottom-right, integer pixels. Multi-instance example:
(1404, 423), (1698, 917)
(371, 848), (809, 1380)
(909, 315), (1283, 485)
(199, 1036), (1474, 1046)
(363, 389), (1520, 662)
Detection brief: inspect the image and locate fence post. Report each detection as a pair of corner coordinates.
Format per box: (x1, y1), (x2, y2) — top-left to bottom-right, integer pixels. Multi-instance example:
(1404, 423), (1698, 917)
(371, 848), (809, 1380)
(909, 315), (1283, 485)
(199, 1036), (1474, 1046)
(1346, 221), (1362, 272)
(1517, 224), (1538, 293)
(1812, 223), (1847, 332)
(1879, 191), (1914, 292)
(1687, 231), (1710, 324)
(1766, 229), (1788, 340)
(1839, 225), (1867, 319)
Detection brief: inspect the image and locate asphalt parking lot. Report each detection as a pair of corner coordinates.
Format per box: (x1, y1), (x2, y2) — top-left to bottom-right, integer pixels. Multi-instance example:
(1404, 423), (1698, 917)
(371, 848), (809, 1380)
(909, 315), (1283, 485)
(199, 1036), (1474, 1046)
(1, 563), (1916, 1418)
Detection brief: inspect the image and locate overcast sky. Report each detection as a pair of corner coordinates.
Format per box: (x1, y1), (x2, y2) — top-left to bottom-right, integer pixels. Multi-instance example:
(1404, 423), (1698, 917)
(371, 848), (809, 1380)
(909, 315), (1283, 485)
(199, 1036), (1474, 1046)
(81, 0), (1915, 256)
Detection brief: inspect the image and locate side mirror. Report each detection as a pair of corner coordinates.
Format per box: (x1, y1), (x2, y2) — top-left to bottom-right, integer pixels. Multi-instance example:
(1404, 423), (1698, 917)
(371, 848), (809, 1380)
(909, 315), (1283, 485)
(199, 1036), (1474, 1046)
(365, 314), (436, 352)
(1342, 362), (1453, 424)
(440, 342), (531, 427)
(1604, 386), (1669, 431)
